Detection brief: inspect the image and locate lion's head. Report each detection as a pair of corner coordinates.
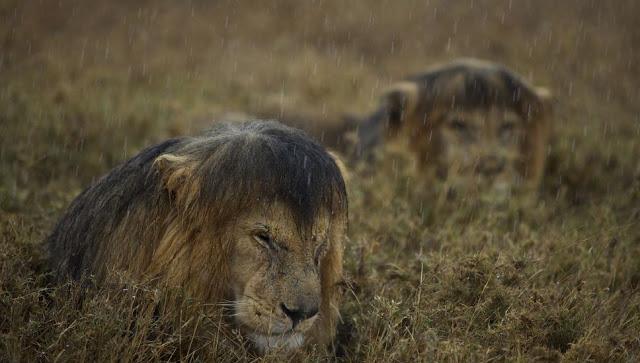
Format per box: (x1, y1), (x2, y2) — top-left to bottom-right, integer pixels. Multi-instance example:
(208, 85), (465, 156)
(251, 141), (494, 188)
(227, 203), (345, 351)
(355, 58), (553, 198)
(47, 121), (348, 353)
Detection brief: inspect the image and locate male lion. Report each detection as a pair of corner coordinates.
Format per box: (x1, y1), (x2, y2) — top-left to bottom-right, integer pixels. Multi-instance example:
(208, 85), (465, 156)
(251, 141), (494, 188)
(354, 58), (553, 197)
(46, 121), (348, 353)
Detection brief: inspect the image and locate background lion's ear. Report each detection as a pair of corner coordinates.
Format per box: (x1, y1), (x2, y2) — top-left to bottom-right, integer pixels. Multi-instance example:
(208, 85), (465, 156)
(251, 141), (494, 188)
(353, 81), (420, 161)
(153, 154), (198, 203)
(518, 85), (553, 122)
(534, 87), (554, 115)
(534, 87), (552, 101)
(382, 81), (419, 131)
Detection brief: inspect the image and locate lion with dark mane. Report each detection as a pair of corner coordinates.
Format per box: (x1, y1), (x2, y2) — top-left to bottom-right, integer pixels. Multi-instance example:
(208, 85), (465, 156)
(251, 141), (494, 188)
(354, 58), (553, 197)
(46, 121), (348, 353)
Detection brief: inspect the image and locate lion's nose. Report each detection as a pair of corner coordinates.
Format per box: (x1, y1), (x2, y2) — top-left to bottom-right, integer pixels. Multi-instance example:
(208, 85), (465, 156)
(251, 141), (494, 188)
(280, 302), (319, 328)
(477, 155), (506, 176)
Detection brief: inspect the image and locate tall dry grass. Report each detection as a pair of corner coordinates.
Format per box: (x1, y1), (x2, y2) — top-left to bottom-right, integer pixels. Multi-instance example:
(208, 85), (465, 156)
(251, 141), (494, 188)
(1, 0), (639, 361)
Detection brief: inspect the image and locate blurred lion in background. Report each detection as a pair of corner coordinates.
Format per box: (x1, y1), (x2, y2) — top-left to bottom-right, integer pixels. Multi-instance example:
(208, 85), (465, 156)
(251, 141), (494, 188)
(354, 58), (553, 198)
(46, 121), (348, 353)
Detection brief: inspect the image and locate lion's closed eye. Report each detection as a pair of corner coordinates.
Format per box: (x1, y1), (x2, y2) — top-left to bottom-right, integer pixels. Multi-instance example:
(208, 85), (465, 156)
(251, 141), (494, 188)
(253, 230), (276, 251)
(252, 228), (290, 252)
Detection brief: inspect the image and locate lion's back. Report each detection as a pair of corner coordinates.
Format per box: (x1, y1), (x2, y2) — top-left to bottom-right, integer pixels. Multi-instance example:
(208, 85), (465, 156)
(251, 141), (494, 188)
(46, 138), (183, 281)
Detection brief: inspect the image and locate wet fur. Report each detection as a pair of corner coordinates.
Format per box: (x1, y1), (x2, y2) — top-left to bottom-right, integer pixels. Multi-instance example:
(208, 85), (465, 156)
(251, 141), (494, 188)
(46, 120), (348, 349)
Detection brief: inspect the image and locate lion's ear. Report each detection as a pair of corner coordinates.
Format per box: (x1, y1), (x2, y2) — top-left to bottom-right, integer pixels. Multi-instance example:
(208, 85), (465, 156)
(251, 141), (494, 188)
(328, 151), (350, 186)
(153, 154), (198, 204)
(382, 81), (419, 131)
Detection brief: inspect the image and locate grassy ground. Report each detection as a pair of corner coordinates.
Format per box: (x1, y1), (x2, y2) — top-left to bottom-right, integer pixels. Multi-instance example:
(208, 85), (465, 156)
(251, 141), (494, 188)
(1, 0), (639, 361)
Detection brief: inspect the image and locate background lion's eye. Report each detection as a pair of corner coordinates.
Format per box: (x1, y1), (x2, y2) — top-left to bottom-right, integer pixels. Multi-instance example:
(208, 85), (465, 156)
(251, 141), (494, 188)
(500, 122), (514, 132)
(499, 122), (516, 140)
(449, 119), (468, 132)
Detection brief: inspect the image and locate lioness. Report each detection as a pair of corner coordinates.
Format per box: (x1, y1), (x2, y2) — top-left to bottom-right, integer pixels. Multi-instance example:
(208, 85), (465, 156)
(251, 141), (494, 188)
(46, 121), (348, 353)
(354, 58), (552, 197)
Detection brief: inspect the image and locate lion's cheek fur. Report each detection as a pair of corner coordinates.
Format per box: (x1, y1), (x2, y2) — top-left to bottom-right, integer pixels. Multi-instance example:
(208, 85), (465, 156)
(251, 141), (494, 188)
(143, 218), (233, 302)
(307, 231), (344, 346)
(521, 113), (551, 191)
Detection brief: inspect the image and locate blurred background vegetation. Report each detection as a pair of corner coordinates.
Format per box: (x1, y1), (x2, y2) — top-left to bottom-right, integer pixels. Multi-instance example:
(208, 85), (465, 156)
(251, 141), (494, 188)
(1, 0), (639, 361)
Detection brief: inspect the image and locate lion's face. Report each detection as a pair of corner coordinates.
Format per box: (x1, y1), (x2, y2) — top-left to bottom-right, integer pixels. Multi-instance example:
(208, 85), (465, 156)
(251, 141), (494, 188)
(355, 60), (552, 199)
(228, 203), (335, 352)
(430, 106), (526, 197)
